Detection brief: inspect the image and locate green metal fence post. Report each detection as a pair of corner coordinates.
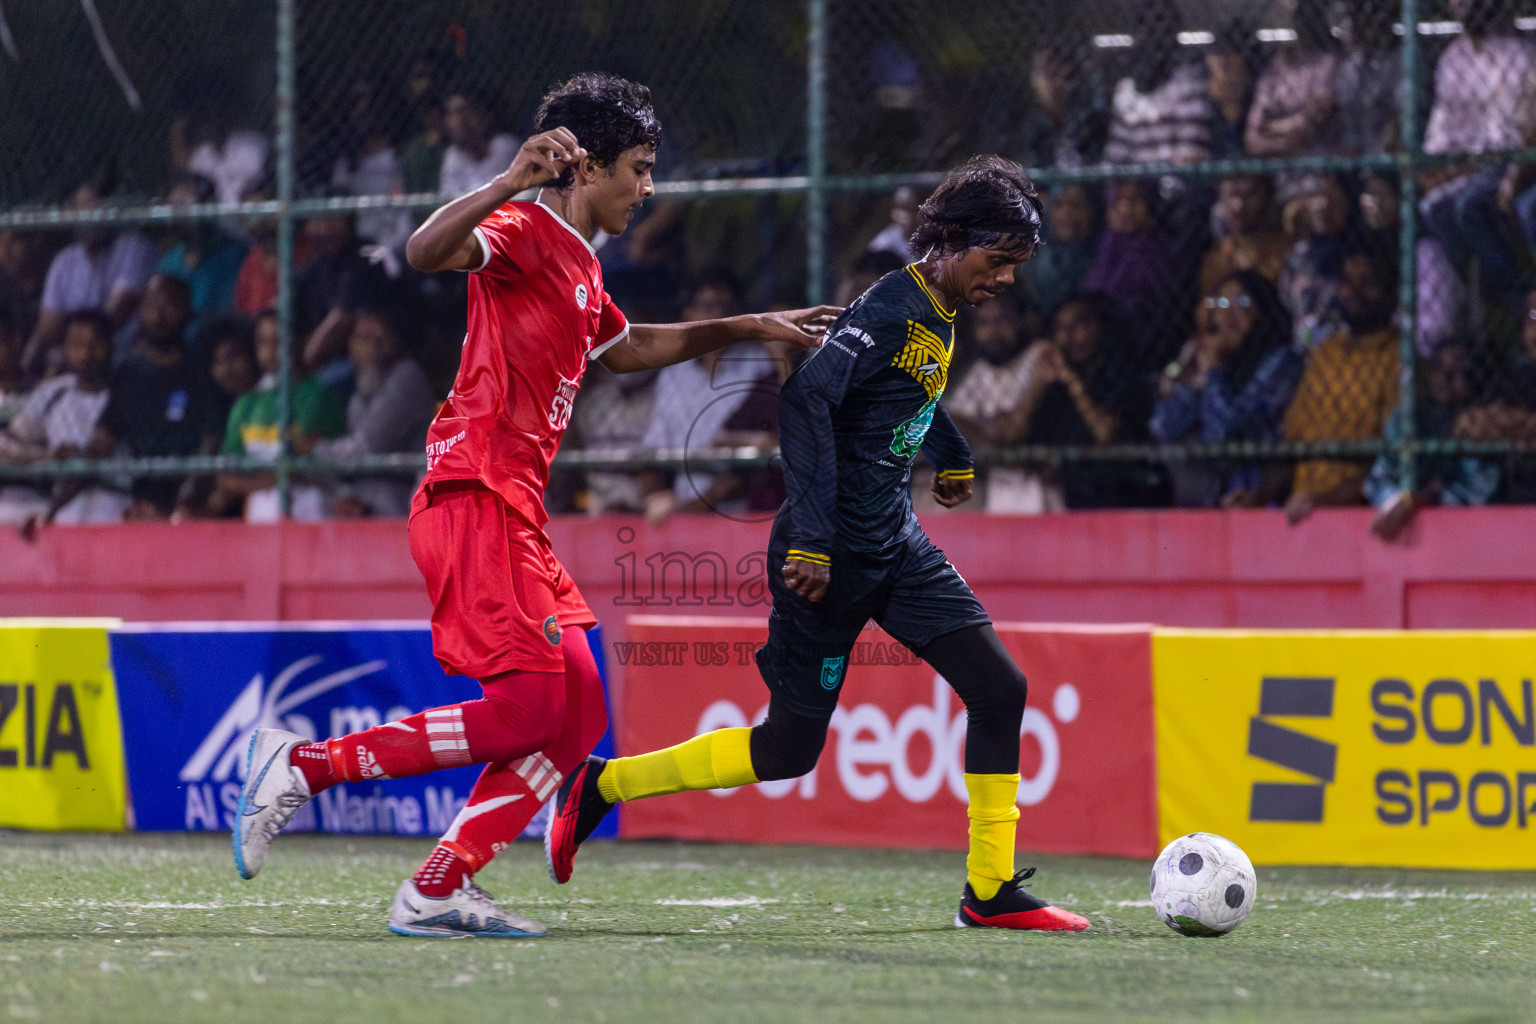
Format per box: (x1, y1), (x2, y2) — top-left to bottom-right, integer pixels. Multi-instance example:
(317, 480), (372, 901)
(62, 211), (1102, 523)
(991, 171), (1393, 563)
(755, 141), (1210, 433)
(274, 0), (296, 517)
(806, 0), (827, 305)
(1396, 0), (1421, 494)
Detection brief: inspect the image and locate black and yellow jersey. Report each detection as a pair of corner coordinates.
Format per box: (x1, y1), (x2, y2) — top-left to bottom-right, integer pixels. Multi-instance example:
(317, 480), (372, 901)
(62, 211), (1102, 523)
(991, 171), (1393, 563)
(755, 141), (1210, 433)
(777, 264), (973, 564)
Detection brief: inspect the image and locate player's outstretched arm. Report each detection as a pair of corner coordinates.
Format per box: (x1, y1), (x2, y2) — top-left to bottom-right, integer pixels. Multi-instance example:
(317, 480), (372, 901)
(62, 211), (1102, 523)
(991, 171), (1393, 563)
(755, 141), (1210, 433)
(598, 306), (841, 373)
(405, 128), (587, 273)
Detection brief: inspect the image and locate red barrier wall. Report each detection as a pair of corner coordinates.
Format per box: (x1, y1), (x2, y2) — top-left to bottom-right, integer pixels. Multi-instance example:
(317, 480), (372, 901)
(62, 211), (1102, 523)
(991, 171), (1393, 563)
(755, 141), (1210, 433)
(616, 618), (1159, 857)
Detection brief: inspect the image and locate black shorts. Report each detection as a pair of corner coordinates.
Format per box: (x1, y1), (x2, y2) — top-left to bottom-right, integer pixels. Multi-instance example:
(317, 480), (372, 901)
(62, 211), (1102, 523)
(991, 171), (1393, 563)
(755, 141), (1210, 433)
(754, 515), (990, 718)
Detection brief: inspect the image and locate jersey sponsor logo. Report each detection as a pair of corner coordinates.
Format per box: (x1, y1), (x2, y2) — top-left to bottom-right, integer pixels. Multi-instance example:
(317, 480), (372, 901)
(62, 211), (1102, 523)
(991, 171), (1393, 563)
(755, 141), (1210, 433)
(425, 430), (466, 471)
(543, 616), (562, 646)
(575, 282), (589, 309)
(892, 320), (953, 400)
(890, 396), (938, 458)
(548, 374), (581, 430)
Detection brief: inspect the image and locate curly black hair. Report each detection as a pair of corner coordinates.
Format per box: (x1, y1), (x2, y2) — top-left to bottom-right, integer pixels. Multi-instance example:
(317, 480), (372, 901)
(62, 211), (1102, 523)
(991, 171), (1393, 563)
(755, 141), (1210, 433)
(908, 155), (1043, 260)
(534, 73), (662, 190)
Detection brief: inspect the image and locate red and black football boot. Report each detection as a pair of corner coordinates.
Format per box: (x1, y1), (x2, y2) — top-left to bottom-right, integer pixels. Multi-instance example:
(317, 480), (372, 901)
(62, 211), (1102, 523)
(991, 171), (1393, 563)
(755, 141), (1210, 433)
(955, 867), (1091, 931)
(544, 756), (614, 884)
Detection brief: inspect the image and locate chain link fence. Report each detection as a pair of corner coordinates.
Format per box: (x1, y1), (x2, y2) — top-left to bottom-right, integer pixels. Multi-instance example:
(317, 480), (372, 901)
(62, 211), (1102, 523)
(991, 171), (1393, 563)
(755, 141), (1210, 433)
(2, 0), (1536, 525)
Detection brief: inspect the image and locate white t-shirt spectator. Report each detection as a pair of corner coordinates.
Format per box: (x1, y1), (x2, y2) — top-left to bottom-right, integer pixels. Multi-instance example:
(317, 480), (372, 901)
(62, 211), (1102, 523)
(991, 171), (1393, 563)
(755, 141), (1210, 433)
(439, 134), (521, 197)
(945, 353), (1035, 423)
(189, 129), (271, 204)
(40, 235), (157, 318)
(7, 374), (110, 453)
(333, 148), (414, 250)
(1423, 35), (1536, 155)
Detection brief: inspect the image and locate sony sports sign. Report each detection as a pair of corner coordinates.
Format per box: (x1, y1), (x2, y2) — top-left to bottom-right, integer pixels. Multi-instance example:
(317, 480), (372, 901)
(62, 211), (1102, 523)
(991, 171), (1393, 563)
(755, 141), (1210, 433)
(1153, 630), (1536, 870)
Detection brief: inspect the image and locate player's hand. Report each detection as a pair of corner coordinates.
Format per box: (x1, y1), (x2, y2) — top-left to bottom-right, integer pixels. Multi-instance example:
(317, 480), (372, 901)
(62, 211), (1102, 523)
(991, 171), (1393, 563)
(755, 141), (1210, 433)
(754, 306), (843, 350)
(782, 556), (830, 603)
(503, 128), (588, 192)
(931, 474), (973, 508)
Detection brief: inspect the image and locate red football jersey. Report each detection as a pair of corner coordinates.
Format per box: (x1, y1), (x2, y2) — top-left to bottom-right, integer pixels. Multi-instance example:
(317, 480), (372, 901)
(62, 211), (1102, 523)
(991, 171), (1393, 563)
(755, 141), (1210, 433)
(417, 200), (629, 526)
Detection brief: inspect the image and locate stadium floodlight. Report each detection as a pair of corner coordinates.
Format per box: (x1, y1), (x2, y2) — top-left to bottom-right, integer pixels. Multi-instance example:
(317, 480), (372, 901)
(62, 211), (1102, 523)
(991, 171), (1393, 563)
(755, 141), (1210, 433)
(1091, 34), (1135, 48)
(1176, 31), (1216, 46)
(1255, 27), (1297, 42)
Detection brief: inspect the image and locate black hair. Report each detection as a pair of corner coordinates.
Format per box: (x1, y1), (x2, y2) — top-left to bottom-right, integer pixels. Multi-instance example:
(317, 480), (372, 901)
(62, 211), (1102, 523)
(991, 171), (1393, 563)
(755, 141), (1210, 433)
(194, 311), (255, 350)
(1341, 245), (1399, 303)
(63, 308), (114, 342)
(686, 267), (744, 306)
(1216, 270), (1291, 390)
(909, 154), (1043, 260)
(534, 73), (662, 190)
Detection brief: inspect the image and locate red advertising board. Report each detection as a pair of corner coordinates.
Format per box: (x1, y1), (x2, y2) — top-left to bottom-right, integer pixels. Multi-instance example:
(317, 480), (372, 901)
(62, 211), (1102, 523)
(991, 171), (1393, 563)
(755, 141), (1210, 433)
(616, 616), (1157, 857)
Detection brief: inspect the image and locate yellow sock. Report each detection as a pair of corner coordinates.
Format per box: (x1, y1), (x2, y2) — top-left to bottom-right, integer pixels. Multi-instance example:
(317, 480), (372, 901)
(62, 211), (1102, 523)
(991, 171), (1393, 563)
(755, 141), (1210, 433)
(597, 728), (758, 803)
(964, 773), (1020, 900)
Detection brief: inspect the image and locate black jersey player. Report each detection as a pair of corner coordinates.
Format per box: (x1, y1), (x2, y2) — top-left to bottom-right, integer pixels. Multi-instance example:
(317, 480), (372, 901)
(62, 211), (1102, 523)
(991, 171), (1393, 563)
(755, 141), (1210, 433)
(546, 156), (1090, 932)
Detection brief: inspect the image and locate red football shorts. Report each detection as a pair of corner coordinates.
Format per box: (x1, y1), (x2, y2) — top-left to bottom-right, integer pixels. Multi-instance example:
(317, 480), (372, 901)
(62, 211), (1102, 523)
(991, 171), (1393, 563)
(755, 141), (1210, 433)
(409, 480), (595, 678)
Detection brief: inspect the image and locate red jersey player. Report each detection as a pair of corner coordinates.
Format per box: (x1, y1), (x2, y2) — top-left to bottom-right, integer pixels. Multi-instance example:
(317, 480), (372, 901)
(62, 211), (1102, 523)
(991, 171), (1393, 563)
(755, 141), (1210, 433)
(233, 73), (838, 938)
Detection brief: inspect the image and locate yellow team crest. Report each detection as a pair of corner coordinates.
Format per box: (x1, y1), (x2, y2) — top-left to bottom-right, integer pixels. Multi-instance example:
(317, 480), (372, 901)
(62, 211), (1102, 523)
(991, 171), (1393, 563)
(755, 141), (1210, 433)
(891, 320), (953, 400)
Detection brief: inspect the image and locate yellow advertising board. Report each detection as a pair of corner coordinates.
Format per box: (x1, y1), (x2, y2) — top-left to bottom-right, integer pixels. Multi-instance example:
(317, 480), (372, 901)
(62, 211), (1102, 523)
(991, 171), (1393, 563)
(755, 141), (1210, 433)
(0, 619), (126, 830)
(1153, 629), (1536, 869)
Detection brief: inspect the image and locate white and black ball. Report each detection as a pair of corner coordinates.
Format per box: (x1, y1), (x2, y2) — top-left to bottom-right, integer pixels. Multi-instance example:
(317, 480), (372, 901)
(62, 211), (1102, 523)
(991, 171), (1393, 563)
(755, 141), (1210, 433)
(1149, 832), (1257, 937)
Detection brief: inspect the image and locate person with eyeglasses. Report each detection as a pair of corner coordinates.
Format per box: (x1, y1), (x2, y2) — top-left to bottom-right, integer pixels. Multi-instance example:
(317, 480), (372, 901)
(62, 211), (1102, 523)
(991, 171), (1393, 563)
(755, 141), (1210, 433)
(1152, 271), (1302, 507)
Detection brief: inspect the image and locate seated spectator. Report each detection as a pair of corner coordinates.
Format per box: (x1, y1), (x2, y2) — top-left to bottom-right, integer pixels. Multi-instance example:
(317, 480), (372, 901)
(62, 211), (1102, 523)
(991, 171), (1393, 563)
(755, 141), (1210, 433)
(1367, 343), (1498, 540)
(155, 173), (249, 321)
(1244, 0), (1340, 158)
(233, 209), (317, 317)
(569, 363), (659, 515)
(399, 88), (447, 195)
(0, 310), (123, 525)
(331, 100), (414, 251)
(170, 95), (270, 205)
(866, 186), (919, 263)
(172, 316), (263, 519)
(0, 230), (44, 344)
(834, 249), (905, 308)
(1278, 173), (1356, 349)
(988, 291), (1159, 509)
(1021, 182), (1098, 320)
(1103, 1), (1212, 166)
(1199, 175), (1291, 298)
(943, 294), (1056, 512)
(640, 272), (779, 523)
(1357, 172), (1464, 359)
(1152, 272), (1303, 507)
(1081, 178), (1178, 370)
(1205, 24), (1257, 159)
(23, 168), (157, 376)
(0, 314), (26, 427)
(438, 87), (520, 198)
(313, 308), (437, 517)
(88, 275), (217, 519)
(1279, 250), (1401, 524)
(1017, 44), (1107, 169)
(1417, 0), (1536, 298)
(208, 310), (345, 521)
(295, 214), (389, 385)
(1331, 0), (1401, 156)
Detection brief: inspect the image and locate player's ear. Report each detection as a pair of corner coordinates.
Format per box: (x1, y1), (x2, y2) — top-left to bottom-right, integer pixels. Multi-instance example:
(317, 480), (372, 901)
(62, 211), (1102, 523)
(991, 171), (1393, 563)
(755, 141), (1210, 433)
(577, 154), (604, 185)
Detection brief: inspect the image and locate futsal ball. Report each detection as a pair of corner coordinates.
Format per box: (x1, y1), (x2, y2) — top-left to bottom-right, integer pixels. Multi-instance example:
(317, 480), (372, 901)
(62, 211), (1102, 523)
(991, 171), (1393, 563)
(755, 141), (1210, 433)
(1149, 832), (1257, 937)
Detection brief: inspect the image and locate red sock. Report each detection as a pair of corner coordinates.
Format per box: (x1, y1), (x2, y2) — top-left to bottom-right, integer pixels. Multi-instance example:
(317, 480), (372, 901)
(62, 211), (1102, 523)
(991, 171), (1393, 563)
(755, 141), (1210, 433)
(412, 844), (475, 898)
(314, 670), (564, 786)
(292, 742), (340, 794)
(424, 627), (611, 872)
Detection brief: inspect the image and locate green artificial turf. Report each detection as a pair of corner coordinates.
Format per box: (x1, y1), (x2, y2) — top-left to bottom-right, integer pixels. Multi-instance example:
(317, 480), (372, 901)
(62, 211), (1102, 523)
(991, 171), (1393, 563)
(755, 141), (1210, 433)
(1, 832), (1533, 1023)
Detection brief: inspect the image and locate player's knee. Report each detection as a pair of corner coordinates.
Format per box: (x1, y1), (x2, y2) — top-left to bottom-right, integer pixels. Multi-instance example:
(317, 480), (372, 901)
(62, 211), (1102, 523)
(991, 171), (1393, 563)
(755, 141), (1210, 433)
(749, 716), (828, 781)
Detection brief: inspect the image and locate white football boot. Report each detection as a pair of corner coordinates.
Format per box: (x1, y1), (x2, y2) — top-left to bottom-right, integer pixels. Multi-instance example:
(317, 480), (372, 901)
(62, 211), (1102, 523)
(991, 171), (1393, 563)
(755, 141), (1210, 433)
(233, 728), (312, 880)
(387, 879), (549, 938)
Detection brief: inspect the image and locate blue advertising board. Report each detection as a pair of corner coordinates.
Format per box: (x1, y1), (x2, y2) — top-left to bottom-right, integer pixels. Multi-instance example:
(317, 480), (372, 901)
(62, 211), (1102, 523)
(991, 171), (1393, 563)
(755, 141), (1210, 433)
(111, 623), (616, 840)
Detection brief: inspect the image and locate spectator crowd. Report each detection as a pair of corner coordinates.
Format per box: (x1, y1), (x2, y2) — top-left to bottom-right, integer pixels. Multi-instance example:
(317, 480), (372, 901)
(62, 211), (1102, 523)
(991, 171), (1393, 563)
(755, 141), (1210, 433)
(5, 0), (1536, 536)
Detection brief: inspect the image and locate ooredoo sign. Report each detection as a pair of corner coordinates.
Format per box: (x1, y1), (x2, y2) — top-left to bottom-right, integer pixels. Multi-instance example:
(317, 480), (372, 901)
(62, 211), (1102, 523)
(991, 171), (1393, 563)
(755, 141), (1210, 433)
(617, 617), (1158, 857)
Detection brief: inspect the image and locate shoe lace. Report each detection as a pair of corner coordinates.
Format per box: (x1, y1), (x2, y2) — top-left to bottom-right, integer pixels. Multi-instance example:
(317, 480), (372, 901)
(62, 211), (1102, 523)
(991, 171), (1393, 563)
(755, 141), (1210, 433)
(1008, 867), (1037, 888)
(256, 789), (308, 842)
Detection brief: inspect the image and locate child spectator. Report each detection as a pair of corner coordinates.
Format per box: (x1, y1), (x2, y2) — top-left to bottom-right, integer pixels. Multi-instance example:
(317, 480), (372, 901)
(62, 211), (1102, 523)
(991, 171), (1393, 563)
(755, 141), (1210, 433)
(1152, 272), (1303, 507)
(0, 311), (125, 525)
(90, 276), (216, 519)
(1280, 250), (1401, 524)
(1199, 175), (1291, 299)
(23, 169), (157, 377)
(438, 87), (520, 197)
(1367, 343), (1497, 540)
(1020, 182), (1098, 320)
(1082, 178), (1178, 370)
(209, 310), (345, 521)
(314, 308), (437, 517)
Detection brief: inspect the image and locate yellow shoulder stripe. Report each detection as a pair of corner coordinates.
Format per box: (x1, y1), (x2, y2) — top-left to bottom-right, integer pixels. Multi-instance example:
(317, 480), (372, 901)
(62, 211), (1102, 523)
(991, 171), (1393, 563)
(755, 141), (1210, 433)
(906, 264), (956, 322)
